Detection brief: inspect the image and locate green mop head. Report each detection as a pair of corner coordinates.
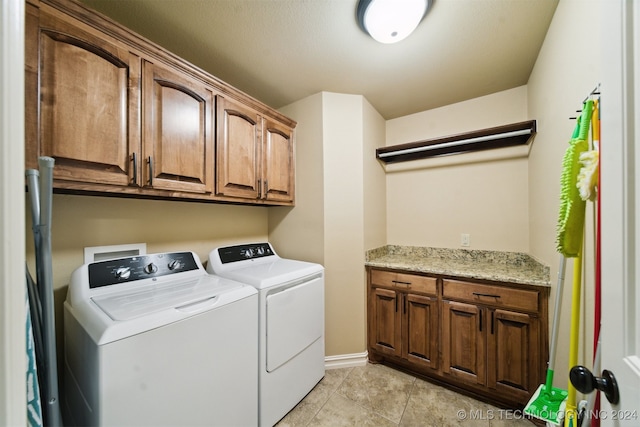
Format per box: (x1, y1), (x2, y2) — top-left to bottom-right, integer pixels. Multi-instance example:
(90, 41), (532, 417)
(524, 375), (568, 425)
(556, 100), (593, 257)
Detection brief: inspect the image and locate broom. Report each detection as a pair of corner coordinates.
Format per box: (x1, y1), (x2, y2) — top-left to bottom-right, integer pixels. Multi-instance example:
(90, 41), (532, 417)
(561, 99), (593, 427)
(524, 99), (594, 426)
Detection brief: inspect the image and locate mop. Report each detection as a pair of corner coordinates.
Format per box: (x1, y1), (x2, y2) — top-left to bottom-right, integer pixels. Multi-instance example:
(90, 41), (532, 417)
(562, 100), (594, 427)
(523, 255), (569, 426)
(525, 99), (594, 426)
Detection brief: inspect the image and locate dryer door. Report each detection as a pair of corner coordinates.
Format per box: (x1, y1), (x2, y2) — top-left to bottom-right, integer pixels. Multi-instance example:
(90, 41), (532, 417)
(265, 274), (324, 372)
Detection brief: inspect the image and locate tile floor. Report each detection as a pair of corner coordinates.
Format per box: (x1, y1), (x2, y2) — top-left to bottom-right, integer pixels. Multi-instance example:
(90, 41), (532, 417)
(276, 363), (536, 426)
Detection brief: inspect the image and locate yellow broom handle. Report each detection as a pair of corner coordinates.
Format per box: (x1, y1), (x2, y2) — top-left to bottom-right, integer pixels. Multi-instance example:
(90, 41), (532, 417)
(564, 250), (583, 427)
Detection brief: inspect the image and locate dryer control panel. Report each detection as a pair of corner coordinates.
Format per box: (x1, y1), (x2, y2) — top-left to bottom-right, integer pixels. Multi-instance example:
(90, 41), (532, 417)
(218, 243), (275, 264)
(88, 252), (200, 288)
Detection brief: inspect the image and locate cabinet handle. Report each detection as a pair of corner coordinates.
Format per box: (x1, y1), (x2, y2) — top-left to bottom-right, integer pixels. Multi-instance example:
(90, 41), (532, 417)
(264, 179), (269, 197)
(491, 311), (495, 334)
(395, 295), (398, 312)
(131, 152), (137, 185)
(257, 179), (262, 198)
(147, 156), (153, 186)
(392, 280), (411, 286)
(473, 292), (501, 299)
(404, 296), (407, 314)
(479, 310), (483, 332)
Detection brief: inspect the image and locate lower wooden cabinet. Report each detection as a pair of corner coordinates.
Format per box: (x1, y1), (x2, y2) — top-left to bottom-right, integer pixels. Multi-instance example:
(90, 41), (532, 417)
(368, 270), (439, 371)
(441, 300), (486, 385)
(403, 293), (439, 370)
(367, 268), (548, 409)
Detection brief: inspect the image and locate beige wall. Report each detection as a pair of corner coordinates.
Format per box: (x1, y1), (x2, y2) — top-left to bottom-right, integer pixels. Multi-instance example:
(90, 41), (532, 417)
(272, 92), (386, 357)
(270, 93), (325, 264)
(322, 93), (367, 355)
(527, 0), (601, 390)
(26, 195), (269, 291)
(384, 87), (530, 252)
(363, 97), (387, 251)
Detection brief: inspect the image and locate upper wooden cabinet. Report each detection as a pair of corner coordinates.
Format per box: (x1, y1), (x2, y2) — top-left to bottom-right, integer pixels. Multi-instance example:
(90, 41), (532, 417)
(27, 5), (139, 187)
(262, 118), (295, 203)
(216, 96), (261, 200)
(216, 96), (295, 204)
(25, 0), (296, 205)
(142, 60), (214, 194)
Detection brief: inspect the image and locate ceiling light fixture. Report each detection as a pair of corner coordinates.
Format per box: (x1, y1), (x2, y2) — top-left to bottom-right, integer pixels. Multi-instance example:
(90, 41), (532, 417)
(356, 0), (432, 44)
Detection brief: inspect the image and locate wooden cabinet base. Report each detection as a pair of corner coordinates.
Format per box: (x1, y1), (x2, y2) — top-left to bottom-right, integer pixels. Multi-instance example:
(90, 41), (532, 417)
(366, 267), (549, 410)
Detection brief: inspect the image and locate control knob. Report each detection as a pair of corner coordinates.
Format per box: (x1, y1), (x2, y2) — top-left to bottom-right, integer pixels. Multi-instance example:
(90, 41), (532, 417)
(115, 267), (131, 280)
(144, 263), (158, 274)
(256, 246), (265, 255)
(168, 259), (182, 270)
(244, 248), (255, 258)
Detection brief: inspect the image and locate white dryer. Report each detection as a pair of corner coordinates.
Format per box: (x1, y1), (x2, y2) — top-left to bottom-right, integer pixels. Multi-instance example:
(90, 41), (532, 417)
(207, 243), (325, 427)
(63, 251), (258, 427)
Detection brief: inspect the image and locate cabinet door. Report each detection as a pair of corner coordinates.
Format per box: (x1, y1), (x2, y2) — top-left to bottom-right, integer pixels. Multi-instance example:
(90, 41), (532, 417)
(403, 294), (439, 370)
(142, 61), (214, 193)
(369, 287), (402, 357)
(486, 309), (539, 401)
(262, 118), (295, 203)
(34, 10), (140, 186)
(442, 301), (486, 385)
(216, 97), (261, 199)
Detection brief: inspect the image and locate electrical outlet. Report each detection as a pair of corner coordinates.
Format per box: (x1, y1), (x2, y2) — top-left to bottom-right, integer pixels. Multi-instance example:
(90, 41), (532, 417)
(461, 233), (470, 247)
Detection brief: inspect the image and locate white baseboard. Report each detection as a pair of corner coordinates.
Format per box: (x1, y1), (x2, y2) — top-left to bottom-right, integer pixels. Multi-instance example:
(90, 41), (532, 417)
(324, 351), (368, 369)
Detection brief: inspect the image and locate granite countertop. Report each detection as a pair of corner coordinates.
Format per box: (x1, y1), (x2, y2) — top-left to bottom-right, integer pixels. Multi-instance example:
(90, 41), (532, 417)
(365, 245), (551, 287)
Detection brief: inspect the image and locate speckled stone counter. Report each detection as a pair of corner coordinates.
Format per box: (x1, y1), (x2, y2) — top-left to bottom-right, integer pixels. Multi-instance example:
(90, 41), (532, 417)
(365, 245), (550, 287)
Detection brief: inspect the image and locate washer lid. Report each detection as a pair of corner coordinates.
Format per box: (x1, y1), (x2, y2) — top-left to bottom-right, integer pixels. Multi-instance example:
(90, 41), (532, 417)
(217, 259), (323, 289)
(92, 275), (242, 321)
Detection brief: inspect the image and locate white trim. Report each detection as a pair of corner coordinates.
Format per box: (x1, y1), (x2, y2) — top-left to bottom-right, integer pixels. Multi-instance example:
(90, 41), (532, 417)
(0, 0), (26, 424)
(324, 351), (369, 369)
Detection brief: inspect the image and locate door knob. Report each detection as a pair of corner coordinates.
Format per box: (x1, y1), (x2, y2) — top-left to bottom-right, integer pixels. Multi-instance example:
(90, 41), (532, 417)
(569, 365), (620, 404)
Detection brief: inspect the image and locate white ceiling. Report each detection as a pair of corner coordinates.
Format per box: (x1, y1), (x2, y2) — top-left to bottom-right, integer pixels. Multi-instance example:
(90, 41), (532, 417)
(79, 0), (559, 120)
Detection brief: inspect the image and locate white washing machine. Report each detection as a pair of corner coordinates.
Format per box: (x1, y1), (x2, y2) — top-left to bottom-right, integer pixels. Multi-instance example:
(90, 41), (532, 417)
(63, 251), (258, 427)
(207, 243), (325, 427)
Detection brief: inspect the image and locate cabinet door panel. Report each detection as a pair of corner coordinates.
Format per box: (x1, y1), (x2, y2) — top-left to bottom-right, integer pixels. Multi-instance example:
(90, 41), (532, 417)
(442, 301), (486, 385)
(143, 62), (213, 193)
(370, 288), (402, 357)
(487, 309), (538, 400)
(216, 97), (260, 199)
(404, 294), (438, 370)
(263, 120), (294, 203)
(38, 15), (139, 186)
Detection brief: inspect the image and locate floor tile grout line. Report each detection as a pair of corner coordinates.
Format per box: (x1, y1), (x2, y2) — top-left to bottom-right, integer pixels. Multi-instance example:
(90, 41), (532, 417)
(304, 367), (355, 426)
(396, 376), (418, 426)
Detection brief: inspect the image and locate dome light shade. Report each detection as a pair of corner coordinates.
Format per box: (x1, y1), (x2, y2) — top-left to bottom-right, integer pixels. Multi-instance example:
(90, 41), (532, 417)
(357, 0), (431, 44)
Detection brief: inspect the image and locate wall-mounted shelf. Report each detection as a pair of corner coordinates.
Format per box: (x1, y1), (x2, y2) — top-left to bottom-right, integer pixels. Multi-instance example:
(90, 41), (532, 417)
(376, 120), (537, 164)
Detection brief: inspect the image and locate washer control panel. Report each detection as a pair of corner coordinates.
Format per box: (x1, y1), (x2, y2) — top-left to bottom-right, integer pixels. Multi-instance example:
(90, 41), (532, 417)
(218, 243), (274, 264)
(88, 252), (200, 289)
